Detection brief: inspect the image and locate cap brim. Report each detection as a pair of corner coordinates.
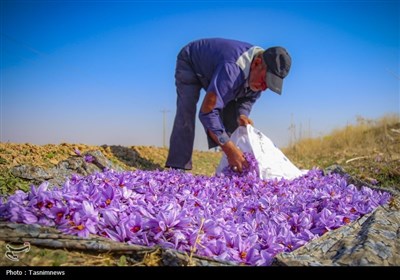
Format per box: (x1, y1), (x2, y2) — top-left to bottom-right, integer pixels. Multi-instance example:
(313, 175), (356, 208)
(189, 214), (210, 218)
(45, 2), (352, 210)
(266, 71), (283, 95)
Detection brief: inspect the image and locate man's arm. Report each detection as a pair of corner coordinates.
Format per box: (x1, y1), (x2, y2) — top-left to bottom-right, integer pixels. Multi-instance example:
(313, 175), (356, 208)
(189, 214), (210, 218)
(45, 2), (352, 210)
(207, 129), (249, 173)
(199, 91), (251, 172)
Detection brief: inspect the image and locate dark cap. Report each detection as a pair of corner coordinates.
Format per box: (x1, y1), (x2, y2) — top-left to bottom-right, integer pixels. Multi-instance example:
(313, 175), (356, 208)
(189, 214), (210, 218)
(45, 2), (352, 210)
(262, 47), (291, 95)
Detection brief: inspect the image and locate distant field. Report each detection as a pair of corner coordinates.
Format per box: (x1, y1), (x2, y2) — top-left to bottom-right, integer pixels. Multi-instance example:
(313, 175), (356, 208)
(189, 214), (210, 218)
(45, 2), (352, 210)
(0, 114), (399, 195)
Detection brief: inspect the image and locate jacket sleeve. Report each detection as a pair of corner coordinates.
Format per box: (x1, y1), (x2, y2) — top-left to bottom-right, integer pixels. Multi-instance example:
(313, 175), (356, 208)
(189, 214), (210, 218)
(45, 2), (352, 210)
(198, 63), (241, 145)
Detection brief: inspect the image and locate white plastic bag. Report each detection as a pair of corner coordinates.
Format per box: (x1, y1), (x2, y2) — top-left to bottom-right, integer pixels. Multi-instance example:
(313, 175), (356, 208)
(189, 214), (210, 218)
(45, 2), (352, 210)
(216, 125), (304, 180)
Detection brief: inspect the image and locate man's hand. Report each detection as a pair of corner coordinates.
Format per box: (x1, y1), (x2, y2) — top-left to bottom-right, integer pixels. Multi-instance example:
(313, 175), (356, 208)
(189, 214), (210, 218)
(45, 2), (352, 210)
(207, 129), (249, 172)
(238, 115), (254, 126)
(221, 141), (249, 173)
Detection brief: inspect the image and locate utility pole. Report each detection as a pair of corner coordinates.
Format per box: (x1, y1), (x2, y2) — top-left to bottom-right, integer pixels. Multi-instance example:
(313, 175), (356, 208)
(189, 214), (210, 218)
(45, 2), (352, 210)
(288, 113), (296, 147)
(160, 109), (170, 148)
(299, 122), (302, 141)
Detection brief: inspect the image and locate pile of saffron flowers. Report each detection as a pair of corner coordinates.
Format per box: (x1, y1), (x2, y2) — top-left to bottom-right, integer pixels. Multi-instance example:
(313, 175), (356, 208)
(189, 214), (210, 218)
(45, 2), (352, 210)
(0, 156), (390, 266)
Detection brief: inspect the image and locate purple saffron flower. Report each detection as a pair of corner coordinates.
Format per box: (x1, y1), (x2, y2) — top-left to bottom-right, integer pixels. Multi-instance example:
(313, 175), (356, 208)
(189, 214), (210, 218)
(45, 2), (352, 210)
(74, 148), (81, 156)
(0, 164), (391, 266)
(84, 154), (95, 163)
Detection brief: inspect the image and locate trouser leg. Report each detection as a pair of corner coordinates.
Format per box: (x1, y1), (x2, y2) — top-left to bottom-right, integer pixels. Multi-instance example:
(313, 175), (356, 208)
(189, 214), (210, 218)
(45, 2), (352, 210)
(166, 58), (201, 170)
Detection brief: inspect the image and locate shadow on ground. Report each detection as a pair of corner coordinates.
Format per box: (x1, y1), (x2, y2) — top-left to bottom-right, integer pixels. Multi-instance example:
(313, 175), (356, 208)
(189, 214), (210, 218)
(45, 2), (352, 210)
(107, 145), (163, 171)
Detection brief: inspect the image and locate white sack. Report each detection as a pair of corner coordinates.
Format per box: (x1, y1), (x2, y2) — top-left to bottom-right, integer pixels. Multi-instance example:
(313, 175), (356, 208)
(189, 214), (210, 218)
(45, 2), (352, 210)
(216, 125), (304, 180)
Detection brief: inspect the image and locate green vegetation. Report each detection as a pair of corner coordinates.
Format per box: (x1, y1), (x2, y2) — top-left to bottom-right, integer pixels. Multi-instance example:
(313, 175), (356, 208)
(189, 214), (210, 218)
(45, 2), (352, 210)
(0, 172), (30, 195)
(0, 157), (7, 165)
(45, 152), (56, 159)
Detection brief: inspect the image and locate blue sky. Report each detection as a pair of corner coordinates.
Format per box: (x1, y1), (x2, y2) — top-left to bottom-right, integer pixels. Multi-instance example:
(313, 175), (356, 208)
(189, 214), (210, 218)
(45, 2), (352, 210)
(1, 0), (399, 150)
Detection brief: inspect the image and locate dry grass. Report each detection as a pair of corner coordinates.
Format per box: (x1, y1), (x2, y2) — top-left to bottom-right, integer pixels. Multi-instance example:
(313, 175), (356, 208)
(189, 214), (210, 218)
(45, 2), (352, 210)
(282, 114), (400, 189)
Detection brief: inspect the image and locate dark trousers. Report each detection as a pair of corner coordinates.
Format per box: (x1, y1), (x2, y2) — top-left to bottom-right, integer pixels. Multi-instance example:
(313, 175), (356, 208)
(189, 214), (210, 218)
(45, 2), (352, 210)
(166, 48), (239, 170)
(166, 48), (201, 170)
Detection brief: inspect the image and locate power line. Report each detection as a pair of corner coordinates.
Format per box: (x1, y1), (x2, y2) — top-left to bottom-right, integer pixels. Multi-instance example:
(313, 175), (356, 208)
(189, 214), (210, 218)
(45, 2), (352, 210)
(1, 32), (45, 56)
(386, 68), (400, 80)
